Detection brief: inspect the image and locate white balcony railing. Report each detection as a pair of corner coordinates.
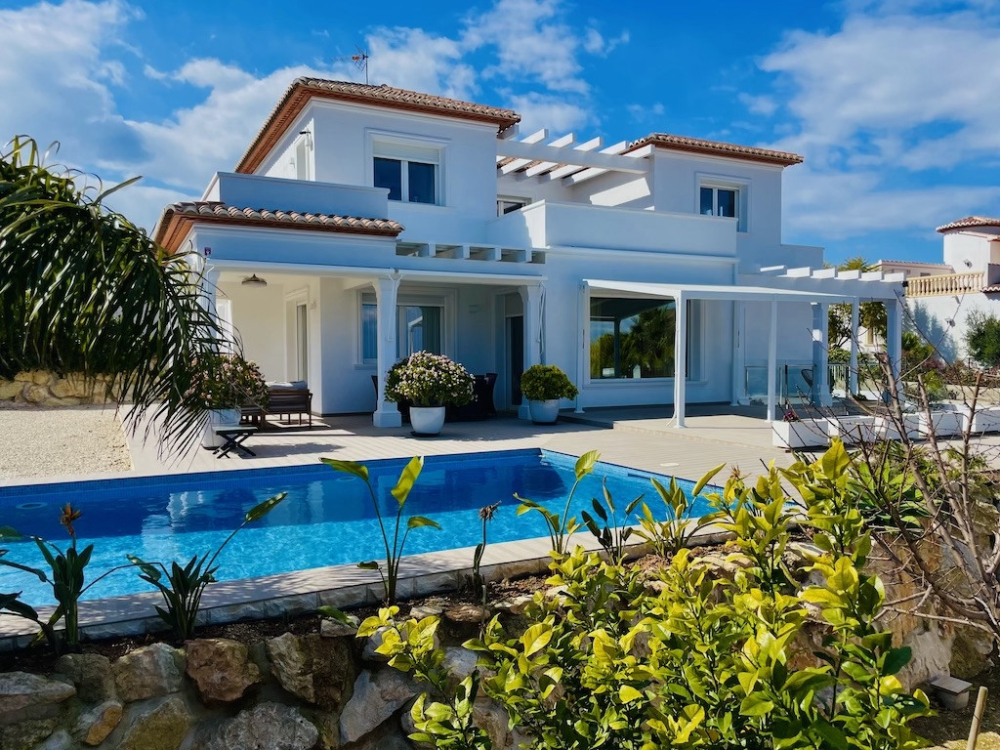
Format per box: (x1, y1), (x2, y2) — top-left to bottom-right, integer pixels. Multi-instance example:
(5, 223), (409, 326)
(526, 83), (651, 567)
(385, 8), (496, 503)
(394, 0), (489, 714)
(906, 271), (984, 297)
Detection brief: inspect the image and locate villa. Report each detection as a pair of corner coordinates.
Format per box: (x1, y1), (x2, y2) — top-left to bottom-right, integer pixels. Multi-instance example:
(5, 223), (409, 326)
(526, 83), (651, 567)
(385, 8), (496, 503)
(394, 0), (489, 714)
(153, 78), (905, 427)
(882, 216), (1000, 362)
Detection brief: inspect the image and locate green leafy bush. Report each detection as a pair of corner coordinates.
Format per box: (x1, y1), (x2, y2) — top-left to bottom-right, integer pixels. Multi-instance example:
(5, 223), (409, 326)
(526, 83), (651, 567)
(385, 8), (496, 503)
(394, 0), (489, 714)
(385, 351), (475, 408)
(965, 311), (1000, 367)
(362, 442), (930, 750)
(520, 364), (578, 401)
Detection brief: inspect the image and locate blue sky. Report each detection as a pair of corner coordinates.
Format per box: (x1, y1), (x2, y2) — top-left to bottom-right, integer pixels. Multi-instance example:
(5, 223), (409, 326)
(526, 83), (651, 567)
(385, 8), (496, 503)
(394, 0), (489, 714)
(2, 0), (999, 264)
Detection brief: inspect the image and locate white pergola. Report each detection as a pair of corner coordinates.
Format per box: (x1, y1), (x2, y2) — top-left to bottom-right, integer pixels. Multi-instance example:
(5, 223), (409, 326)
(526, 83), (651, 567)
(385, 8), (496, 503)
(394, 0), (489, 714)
(584, 280), (904, 427)
(496, 127), (652, 185)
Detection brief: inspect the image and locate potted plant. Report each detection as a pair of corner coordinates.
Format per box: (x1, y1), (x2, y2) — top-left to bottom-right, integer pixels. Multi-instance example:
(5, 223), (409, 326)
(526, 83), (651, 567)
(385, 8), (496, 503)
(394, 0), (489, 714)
(385, 351), (474, 436)
(189, 354), (268, 448)
(520, 364), (578, 424)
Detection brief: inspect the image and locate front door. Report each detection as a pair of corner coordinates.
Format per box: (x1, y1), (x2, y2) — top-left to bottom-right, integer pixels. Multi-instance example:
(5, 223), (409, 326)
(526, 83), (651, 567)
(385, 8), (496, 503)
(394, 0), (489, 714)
(506, 315), (524, 410)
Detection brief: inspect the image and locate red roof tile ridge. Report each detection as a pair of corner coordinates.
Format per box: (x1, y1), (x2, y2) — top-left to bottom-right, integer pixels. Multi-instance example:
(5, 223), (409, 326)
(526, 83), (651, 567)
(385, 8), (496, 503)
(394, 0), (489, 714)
(626, 132), (803, 166)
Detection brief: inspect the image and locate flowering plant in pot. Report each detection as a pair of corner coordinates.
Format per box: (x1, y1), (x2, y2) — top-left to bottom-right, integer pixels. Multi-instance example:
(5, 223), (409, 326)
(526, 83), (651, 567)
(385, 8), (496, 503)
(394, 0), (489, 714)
(188, 354), (268, 447)
(385, 351), (474, 435)
(520, 364), (578, 424)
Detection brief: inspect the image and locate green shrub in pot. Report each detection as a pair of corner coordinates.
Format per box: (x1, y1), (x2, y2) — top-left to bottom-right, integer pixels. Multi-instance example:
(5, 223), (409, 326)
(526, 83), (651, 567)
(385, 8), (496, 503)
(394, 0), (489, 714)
(520, 364), (578, 424)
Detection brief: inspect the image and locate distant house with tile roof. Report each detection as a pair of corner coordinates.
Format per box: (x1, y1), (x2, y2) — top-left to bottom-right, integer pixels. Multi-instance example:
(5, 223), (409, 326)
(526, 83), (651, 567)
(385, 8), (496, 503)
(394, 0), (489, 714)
(893, 216), (1000, 362)
(153, 78), (903, 426)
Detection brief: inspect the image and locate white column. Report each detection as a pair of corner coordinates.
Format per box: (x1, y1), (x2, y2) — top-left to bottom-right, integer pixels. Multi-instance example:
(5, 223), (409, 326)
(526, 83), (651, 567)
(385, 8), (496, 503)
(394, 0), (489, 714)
(730, 301), (742, 406)
(886, 297), (904, 400)
(575, 283), (586, 414)
(518, 284), (544, 420)
(201, 265), (222, 350)
(766, 300), (778, 422)
(673, 294), (687, 428)
(811, 302), (831, 407)
(849, 300), (860, 396)
(373, 275), (402, 428)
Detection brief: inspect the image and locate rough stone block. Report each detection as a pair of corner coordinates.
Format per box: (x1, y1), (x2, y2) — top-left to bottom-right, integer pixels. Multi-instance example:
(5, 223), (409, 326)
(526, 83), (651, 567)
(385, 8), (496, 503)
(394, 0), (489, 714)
(113, 643), (184, 703)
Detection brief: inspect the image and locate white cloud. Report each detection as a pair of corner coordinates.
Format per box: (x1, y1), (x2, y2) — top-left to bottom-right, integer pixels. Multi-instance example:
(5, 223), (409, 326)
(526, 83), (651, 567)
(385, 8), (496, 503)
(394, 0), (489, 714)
(0, 0), (142, 163)
(507, 92), (592, 132)
(626, 102), (665, 123)
(0, 0), (626, 230)
(749, 1), (1000, 243)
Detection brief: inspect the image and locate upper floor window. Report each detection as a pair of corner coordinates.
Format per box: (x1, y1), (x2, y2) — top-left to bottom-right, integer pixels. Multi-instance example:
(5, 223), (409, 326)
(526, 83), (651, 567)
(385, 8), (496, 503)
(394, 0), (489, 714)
(372, 140), (442, 205)
(699, 181), (747, 232)
(497, 196), (530, 216)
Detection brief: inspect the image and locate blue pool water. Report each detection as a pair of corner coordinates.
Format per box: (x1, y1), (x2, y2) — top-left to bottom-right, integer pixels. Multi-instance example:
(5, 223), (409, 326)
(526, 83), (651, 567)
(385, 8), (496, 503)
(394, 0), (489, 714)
(0, 449), (712, 605)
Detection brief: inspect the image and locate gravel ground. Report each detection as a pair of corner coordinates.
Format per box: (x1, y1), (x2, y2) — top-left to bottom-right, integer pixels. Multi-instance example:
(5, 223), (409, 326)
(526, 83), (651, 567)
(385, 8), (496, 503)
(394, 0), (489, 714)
(0, 402), (132, 480)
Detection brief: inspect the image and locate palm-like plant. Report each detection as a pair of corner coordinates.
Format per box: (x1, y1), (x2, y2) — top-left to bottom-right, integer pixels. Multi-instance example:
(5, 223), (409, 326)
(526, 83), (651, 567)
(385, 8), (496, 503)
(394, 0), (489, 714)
(0, 137), (228, 451)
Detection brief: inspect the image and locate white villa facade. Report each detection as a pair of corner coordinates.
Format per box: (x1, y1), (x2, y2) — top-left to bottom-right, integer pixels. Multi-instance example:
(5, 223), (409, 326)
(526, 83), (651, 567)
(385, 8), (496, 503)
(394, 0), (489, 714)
(893, 216), (1000, 362)
(153, 78), (905, 427)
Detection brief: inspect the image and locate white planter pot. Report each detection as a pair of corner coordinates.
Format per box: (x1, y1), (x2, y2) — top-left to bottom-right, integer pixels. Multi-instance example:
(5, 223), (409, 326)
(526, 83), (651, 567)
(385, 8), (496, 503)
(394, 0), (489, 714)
(202, 408), (241, 448)
(527, 399), (561, 424)
(917, 407), (964, 438)
(771, 419), (830, 449)
(878, 414), (920, 441)
(410, 406), (446, 436)
(827, 415), (884, 445)
(970, 405), (1000, 433)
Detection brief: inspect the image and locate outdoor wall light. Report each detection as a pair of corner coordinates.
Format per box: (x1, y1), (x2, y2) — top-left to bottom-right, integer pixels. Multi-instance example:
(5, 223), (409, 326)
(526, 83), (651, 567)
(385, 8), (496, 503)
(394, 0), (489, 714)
(241, 274), (268, 288)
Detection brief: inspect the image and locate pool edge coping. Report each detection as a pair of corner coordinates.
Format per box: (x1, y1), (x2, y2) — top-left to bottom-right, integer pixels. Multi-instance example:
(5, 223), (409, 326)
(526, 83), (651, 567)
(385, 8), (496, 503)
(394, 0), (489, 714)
(0, 522), (733, 650)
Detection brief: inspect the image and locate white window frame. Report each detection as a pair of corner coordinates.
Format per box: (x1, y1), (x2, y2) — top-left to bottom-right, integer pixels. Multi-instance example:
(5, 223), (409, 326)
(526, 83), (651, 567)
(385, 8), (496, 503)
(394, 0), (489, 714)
(368, 131), (446, 206)
(292, 132), (313, 181)
(583, 293), (704, 386)
(497, 195), (531, 216)
(357, 288), (456, 365)
(696, 173), (749, 233)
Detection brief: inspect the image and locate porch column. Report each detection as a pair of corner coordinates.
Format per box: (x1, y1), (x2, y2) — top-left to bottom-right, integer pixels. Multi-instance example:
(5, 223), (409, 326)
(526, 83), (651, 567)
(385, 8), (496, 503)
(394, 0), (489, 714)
(849, 299), (860, 396)
(518, 283), (544, 420)
(730, 301), (742, 406)
(811, 302), (832, 407)
(200, 265), (222, 349)
(886, 296), (904, 400)
(373, 275), (402, 428)
(766, 300), (778, 422)
(673, 294), (687, 428)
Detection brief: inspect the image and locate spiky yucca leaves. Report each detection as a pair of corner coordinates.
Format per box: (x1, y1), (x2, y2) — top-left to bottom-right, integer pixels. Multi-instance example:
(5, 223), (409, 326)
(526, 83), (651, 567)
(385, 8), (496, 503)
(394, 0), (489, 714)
(0, 136), (228, 452)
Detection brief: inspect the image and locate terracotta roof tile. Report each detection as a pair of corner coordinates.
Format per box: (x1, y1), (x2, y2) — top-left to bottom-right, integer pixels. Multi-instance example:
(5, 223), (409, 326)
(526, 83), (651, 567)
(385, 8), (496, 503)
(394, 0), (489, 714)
(982, 285), (1000, 293)
(626, 133), (803, 167)
(936, 216), (1000, 233)
(154, 201), (403, 253)
(237, 78), (520, 174)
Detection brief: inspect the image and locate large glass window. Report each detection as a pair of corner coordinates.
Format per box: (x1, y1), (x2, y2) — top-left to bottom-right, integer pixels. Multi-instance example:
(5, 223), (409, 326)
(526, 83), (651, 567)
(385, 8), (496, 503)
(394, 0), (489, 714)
(407, 162), (437, 204)
(361, 296), (445, 363)
(700, 186), (737, 219)
(590, 297), (686, 380)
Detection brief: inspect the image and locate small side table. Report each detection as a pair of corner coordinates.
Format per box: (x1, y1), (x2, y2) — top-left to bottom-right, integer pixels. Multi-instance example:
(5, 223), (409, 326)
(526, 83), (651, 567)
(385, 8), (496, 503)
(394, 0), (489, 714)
(213, 426), (257, 458)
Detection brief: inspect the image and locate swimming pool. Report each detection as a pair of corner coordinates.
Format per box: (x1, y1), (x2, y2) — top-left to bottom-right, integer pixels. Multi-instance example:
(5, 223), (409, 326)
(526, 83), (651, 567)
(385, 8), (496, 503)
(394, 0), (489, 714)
(0, 449), (711, 605)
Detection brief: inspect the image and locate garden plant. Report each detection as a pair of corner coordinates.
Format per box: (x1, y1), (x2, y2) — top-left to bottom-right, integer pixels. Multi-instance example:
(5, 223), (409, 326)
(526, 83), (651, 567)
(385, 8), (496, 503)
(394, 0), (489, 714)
(520, 364), (579, 402)
(128, 492), (287, 641)
(360, 442), (932, 750)
(323, 455), (440, 603)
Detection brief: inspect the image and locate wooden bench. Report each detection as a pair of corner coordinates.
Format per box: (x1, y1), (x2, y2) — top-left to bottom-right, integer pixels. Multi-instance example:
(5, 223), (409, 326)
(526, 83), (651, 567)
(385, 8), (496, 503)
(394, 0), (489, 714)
(242, 386), (313, 429)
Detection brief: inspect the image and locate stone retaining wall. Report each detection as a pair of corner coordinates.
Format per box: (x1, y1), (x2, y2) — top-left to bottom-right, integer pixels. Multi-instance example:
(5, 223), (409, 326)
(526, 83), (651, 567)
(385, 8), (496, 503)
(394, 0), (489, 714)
(0, 372), (121, 407)
(0, 609), (511, 750)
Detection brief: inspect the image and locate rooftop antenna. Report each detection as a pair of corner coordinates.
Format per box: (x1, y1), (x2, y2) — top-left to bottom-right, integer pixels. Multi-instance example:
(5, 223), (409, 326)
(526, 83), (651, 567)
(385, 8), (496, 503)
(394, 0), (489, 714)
(334, 46), (370, 84)
(351, 46), (370, 84)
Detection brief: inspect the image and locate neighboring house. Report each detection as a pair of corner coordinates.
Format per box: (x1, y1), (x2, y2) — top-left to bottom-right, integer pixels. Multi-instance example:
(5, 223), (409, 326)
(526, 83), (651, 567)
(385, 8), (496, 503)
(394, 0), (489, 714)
(898, 216), (1000, 362)
(152, 78), (903, 427)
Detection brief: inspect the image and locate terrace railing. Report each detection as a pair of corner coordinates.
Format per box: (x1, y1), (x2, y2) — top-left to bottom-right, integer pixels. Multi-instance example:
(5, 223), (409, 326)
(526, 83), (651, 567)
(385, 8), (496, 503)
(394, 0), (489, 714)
(906, 271), (984, 297)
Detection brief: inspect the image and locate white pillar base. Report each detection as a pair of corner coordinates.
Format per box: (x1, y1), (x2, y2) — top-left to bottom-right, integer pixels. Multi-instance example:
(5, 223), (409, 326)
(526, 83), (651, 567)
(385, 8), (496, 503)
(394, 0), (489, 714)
(373, 408), (403, 428)
(518, 403), (531, 420)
